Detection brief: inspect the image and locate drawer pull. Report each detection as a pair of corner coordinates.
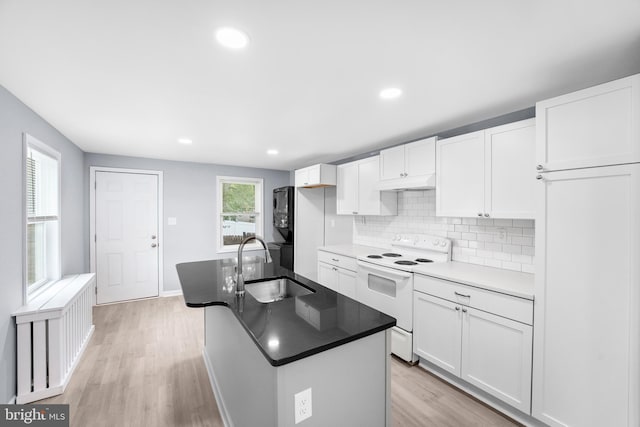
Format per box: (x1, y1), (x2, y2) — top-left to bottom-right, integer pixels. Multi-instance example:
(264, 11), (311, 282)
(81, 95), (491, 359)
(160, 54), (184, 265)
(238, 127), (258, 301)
(332, 258), (339, 262)
(454, 291), (471, 298)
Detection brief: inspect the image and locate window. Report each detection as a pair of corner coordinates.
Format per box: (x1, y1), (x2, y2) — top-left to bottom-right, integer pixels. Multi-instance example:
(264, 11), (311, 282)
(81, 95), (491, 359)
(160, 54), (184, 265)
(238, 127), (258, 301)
(25, 134), (61, 298)
(216, 176), (263, 252)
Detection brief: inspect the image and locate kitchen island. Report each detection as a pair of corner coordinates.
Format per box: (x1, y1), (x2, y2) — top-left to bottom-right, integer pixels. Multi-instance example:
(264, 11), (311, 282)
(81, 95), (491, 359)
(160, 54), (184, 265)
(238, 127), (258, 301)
(176, 257), (396, 427)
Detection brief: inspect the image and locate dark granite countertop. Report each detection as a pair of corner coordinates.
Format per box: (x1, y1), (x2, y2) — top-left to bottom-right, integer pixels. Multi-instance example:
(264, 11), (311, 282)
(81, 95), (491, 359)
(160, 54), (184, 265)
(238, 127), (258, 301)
(176, 257), (396, 366)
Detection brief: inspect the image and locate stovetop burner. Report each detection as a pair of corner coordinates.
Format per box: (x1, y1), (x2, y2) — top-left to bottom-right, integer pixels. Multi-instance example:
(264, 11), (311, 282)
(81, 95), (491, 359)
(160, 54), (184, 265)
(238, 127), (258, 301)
(382, 253), (402, 257)
(415, 258), (433, 263)
(367, 255), (383, 259)
(395, 260), (418, 266)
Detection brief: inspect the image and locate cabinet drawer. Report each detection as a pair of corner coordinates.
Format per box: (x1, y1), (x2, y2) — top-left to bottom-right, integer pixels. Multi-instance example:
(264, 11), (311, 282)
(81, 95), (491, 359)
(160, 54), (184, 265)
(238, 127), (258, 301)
(317, 250), (357, 271)
(414, 274), (533, 325)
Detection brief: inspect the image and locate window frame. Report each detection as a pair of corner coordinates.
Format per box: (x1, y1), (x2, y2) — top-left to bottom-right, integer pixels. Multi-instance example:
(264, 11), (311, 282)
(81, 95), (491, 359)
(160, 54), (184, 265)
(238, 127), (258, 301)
(216, 176), (264, 254)
(23, 133), (62, 302)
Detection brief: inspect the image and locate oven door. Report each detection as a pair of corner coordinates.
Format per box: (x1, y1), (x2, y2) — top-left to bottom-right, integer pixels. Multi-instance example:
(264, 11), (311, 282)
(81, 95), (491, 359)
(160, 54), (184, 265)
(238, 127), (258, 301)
(356, 260), (413, 331)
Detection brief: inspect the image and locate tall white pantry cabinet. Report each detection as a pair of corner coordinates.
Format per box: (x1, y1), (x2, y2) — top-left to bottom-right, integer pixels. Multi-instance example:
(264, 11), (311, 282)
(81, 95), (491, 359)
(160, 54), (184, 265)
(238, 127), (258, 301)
(533, 74), (640, 427)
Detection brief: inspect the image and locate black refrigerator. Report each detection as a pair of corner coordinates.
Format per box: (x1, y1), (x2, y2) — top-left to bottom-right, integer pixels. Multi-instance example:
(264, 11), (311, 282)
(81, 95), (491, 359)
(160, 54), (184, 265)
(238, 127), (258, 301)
(270, 186), (294, 270)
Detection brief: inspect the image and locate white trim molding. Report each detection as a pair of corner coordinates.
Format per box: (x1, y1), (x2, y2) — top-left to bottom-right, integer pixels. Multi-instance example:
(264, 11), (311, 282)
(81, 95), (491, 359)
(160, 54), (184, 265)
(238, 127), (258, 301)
(215, 175), (264, 254)
(161, 289), (183, 298)
(89, 166), (164, 303)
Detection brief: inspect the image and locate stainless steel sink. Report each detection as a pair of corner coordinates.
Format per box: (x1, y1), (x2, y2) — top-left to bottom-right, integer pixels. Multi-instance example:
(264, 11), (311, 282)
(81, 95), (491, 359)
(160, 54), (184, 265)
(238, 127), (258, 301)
(245, 277), (314, 303)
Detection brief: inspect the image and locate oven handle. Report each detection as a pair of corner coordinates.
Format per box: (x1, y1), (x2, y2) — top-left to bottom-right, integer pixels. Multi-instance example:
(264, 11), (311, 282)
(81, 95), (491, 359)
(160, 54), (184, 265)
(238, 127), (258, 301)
(356, 260), (413, 279)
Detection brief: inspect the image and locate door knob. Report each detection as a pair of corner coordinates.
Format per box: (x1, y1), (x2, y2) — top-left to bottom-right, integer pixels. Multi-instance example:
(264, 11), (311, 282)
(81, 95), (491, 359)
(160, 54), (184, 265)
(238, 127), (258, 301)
(151, 243), (157, 248)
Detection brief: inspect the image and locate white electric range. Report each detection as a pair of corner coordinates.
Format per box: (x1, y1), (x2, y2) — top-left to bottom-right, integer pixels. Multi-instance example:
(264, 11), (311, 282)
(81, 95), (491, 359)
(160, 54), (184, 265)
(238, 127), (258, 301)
(355, 234), (452, 362)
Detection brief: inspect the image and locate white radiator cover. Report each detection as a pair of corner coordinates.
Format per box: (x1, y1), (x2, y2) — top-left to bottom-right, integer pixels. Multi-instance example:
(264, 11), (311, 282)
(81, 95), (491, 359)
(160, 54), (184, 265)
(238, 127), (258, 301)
(12, 274), (96, 404)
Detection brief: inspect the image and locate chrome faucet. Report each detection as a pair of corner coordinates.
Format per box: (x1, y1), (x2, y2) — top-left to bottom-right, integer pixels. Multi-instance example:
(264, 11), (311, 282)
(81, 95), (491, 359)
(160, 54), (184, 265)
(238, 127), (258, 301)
(236, 235), (273, 296)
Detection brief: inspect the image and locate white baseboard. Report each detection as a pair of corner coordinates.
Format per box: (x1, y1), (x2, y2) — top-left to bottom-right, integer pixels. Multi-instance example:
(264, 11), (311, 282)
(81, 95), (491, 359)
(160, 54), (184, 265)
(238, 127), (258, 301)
(161, 289), (183, 297)
(8, 395), (16, 404)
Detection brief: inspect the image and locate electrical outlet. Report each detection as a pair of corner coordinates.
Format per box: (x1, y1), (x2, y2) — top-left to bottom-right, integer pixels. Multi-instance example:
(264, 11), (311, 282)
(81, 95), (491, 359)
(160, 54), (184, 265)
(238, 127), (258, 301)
(294, 387), (312, 424)
(496, 227), (507, 243)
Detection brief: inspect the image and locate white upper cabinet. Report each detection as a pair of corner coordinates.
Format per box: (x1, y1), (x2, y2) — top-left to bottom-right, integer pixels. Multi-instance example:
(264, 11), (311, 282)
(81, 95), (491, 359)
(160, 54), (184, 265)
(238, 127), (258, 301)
(436, 118), (536, 219)
(486, 119), (536, 219)
(380, 145), (405, 180)
(295, 164), (337, 188)
(536, 73), (640, 171)
(436, 131), (485, 217)
(378, 137), (436, 190)
(337, 156), (397, 215)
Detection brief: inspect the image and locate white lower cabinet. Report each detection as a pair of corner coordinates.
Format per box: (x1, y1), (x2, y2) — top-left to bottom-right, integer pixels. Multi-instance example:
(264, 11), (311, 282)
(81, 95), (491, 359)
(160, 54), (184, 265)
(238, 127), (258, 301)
(460, 306), (532, 414)
(414, 293), (462, 376)
(414, 275), (533, 414)
(317, 250), (357, 299)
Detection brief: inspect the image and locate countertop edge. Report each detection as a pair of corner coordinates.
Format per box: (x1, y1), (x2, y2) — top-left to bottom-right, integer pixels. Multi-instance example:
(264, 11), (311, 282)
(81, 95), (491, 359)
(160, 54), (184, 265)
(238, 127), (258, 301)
(414, 263), (535, 300)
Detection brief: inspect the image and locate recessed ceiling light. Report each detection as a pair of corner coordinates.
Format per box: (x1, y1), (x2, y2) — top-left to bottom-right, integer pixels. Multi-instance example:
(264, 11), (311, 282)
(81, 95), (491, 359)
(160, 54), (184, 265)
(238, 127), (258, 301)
(215, 27), (250, 49)
(379, 87), (403, 100)
(177, 138), (192, 145)
(267, 149), (279, 155)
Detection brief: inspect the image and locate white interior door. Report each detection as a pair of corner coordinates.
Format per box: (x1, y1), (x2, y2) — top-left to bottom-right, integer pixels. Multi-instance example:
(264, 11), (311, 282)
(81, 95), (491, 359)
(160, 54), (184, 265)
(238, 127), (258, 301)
(95, 171), (159, 304)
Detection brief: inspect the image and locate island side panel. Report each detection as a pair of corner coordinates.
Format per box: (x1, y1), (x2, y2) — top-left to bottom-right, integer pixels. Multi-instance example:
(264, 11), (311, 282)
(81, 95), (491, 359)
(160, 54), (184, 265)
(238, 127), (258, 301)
(276, 330), (390, 427)
(204, 306), (278, 427)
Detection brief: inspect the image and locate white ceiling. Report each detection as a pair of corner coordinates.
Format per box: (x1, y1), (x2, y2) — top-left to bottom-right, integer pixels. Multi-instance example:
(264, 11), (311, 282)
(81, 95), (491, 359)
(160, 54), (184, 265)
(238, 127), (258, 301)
(1, 1), (639, 171)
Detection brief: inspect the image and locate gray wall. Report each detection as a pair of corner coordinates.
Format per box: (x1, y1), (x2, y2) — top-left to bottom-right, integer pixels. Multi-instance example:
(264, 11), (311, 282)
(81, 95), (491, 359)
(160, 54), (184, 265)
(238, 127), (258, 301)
(83, 153), (290, 292)
(0, 86), (85, 404)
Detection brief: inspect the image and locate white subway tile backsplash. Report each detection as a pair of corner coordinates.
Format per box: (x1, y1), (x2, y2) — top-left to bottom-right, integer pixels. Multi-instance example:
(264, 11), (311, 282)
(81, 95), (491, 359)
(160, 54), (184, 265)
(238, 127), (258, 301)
(511, 236), (534, 246)
(494, 252), (512, 261)
(461, 232), (477, 241)
(513, 219), (534, 228)
(512, 254), (533, 264)
(352, 191), (535, 273)
(468, 256), (486, 266)
(476, 233), (494, 242)
(502, 244), (522, 254)
(484, 242), (503, 251)
(521, 264), (535, 274)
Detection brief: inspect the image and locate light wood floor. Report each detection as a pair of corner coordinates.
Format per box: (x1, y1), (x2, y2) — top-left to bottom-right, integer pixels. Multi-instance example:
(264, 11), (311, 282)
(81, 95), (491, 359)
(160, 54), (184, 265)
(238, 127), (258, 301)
(40, 296), (519, 427)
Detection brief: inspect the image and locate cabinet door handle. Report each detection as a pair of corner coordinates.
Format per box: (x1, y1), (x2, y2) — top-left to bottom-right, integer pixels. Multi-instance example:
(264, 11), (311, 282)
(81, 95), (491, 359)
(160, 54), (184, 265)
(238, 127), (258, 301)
(484, 213), (490, 217)
(454, 291), (471, 298)
(462, 307), (468, 313)
(536, 165), (544, 171)
(333, 267), (338, 271)
(477, 212), (482, 217)
(352, 211), (358, 215)
(400, 173), (403, 177)
(455, 306), (460, 311)
(536, 175), (544, 180)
